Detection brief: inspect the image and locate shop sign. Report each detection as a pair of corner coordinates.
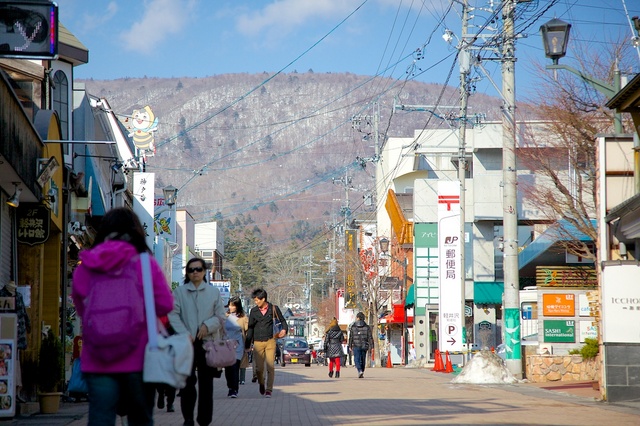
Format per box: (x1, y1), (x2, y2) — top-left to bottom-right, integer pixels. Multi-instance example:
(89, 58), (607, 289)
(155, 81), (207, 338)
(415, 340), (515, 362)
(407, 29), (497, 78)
(543, 320), (575, 343)
(16, 204), (50, 246)
(344, 229), (357, 309)
(542, 293), (575, 316)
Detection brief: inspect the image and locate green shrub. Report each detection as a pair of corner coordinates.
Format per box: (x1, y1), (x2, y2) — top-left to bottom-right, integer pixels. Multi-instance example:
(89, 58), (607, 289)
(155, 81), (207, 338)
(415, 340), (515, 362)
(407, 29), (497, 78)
(37, 329), (64, 392)
(570, 338), (599, 359)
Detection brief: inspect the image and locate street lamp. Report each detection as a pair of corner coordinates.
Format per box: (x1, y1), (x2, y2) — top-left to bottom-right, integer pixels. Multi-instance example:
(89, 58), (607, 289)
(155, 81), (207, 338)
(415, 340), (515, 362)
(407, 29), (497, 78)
(163, 185), (178, 207)
(379, 237), (389, 254)
(540, 18), (571, 65)
(378, 237), (409, 365)
(540, 18), (621, 132)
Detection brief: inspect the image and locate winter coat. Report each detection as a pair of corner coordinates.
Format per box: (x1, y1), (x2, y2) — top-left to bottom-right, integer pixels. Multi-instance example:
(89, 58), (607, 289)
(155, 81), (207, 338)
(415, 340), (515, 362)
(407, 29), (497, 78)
(168, 282), (226, 342)
(72, 241), (173, 373)
(225, 313), (246, 361)
(348, 320), (374, 351)
(324, 324), (344, 359)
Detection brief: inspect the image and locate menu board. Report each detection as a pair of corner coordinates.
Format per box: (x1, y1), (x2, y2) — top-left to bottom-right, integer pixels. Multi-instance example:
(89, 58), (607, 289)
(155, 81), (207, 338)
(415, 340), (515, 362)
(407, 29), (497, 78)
(0, 340), (13, 414)
(0, 314), (16, 418)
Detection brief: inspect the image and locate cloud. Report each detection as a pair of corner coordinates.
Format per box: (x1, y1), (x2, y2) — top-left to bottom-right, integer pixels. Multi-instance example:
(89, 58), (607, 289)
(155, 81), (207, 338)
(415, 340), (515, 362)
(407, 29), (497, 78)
(235, 0), (361, 37)
(74, 1), (118, 34)
(120, 0), (196, 52)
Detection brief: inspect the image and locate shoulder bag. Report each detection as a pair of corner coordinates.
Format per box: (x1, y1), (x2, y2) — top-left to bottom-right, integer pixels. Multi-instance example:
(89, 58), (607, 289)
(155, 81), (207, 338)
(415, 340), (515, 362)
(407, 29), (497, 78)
(141, 253), (193, 389)
(203, 320), (238, 368)
(272, 304), (283, 338)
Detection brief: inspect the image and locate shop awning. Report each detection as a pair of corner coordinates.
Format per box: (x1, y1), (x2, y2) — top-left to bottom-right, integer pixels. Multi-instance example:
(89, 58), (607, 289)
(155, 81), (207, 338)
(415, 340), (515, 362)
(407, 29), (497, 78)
(405, 284), (415, 308)
(473, 281), (504, 305)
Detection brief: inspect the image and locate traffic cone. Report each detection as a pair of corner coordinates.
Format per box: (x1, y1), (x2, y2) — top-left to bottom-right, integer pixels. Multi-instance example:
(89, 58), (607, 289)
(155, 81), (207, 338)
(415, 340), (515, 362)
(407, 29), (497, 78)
(444, 351), (454, 373)
(431, 349), (444, 372)
(386, 351), (393, 368)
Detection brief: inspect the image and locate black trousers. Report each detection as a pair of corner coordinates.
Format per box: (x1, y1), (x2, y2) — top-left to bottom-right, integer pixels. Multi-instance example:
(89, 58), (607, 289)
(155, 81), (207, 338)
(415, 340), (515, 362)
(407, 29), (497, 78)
(224, 359), (241, 392)
(181, 340), (216, 426)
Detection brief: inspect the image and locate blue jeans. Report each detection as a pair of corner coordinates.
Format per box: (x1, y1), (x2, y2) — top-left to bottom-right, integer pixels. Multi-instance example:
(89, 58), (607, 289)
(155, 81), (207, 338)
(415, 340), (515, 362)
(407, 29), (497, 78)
(85, 372), (154, 426)
(353, 347), (368, 373)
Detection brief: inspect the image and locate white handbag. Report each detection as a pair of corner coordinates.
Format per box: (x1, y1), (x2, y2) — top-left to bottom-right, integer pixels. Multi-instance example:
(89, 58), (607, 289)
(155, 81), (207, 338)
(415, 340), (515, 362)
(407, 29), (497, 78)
(140, 253), (193, 388)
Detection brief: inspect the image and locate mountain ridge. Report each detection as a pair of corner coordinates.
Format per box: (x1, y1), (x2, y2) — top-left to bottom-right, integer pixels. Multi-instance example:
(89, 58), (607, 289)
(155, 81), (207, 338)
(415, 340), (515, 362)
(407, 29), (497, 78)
(82, 72), (506, 243)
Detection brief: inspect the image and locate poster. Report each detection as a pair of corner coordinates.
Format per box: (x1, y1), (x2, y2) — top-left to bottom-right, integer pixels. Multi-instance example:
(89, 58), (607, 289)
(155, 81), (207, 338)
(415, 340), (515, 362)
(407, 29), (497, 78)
(0, 339), (14, 416)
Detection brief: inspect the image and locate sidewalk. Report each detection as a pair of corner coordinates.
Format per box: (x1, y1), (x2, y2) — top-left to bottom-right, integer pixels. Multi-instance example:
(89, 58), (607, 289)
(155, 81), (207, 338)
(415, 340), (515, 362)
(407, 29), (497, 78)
(8, 364), (640, 425)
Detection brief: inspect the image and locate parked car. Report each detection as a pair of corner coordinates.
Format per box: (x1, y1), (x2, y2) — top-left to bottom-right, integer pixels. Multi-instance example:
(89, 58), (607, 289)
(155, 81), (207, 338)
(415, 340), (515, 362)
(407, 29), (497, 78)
(281, 337), (312, 367)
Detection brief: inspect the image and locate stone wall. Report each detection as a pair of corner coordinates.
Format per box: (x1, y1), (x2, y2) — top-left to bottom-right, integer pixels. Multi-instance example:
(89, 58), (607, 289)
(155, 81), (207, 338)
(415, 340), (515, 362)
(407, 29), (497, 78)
(525, 354), (600, 382)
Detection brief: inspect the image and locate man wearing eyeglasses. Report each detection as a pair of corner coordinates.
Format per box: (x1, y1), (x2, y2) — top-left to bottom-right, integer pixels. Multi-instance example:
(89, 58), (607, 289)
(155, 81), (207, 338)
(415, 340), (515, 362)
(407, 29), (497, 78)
(169, 257), (226, 426)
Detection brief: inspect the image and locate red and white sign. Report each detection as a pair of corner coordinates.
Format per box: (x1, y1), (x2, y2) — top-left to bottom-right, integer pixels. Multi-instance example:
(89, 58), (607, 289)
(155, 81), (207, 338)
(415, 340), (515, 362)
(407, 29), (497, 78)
(438, 180), (463, 352)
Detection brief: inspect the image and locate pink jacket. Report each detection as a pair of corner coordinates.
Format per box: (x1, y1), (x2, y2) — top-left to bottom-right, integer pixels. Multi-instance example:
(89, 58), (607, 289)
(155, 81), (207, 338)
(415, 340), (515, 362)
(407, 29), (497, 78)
(72, 241), (173, 373)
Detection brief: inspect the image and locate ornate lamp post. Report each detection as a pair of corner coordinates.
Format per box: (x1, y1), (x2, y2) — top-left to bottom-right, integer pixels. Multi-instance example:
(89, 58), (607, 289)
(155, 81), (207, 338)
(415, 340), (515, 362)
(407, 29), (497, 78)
(162, 185), (178, 207)
(540, 18), (571, 65)
(540, 18), (621, 132)
(378, 237), (408, 365)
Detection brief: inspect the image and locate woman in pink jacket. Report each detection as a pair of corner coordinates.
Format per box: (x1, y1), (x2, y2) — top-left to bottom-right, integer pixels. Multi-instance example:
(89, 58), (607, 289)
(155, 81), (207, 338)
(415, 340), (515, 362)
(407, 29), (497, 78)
(72, 208), (173, 425)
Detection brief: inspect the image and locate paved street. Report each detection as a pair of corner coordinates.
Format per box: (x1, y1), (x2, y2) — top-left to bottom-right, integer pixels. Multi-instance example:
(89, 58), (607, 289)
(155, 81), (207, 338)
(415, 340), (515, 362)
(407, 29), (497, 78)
(9, 364), (640, 425)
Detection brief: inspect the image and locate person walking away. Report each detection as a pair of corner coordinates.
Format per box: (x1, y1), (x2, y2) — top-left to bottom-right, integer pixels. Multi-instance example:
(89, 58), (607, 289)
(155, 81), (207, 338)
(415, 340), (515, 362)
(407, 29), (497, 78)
(155, 315), (177, 412)
(245, 288), (288, 398)
(324, 318), (344, 378)
(341, 340), (349, 368)
(224, 297), (247, 398)
(169, 257), (226, 426)
(72, 207), (173, 425)
(348, 312), (375, 378)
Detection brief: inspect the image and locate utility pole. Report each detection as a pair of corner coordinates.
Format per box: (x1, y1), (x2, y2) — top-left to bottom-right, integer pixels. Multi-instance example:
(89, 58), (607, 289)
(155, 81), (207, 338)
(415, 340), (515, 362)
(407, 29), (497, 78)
(303, 251), (319, 338)
(501, 0), (522, 379)
(458, 0), (470, 350)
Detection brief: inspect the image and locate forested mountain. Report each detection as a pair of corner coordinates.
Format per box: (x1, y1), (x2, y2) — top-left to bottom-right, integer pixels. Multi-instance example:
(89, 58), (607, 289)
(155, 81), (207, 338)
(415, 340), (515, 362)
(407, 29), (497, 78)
(83, 72), (507, 245)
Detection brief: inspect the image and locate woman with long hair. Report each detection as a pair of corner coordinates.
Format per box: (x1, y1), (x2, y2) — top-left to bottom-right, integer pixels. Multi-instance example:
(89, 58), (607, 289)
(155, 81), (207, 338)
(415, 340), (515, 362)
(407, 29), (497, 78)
(324, 318), (344, 378)
(72, 207), (173, 425)
(224, 297), (247, 397)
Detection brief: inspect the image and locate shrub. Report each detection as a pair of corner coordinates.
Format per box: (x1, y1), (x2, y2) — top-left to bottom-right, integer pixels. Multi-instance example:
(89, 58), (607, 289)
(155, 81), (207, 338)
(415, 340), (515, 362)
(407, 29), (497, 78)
(569, 338), (599, 359)
(37, 329), (64, 392)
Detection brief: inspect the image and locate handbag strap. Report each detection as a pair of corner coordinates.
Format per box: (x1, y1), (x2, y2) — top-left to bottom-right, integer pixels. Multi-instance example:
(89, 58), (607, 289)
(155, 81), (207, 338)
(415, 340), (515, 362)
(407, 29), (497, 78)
(141, 252), (159, 349)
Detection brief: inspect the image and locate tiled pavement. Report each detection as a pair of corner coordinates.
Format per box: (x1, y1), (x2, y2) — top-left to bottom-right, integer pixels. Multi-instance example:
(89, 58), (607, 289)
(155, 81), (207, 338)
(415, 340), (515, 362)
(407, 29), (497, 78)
(7, 364), (640, 425)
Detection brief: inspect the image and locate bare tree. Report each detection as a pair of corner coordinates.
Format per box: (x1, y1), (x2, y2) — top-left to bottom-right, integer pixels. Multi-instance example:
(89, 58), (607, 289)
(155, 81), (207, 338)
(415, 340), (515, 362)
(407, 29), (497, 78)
(518, 41), (635, 262)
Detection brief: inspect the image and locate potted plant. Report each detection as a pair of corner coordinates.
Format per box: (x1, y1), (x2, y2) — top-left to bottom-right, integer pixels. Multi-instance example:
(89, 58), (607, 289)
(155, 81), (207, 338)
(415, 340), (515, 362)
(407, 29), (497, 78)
(37, 329), (64, 414)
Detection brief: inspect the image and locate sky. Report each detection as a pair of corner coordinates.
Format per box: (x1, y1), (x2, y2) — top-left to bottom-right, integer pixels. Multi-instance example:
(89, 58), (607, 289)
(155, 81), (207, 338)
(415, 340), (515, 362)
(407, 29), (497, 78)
(55, 0), (640, 101)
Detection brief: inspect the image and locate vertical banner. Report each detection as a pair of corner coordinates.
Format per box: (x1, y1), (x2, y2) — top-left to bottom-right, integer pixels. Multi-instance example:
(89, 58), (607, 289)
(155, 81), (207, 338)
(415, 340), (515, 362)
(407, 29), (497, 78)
(437, 180), (463, 352)
(133, 172), (155, 251)
(345, 229), (357, 309)
(153, 195), (176, 277)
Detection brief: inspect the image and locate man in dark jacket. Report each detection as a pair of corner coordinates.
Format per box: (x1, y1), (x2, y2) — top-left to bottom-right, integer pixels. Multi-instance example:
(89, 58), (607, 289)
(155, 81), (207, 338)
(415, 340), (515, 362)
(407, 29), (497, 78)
(348, 311), (374, 378)
(245, 288), (288, 398)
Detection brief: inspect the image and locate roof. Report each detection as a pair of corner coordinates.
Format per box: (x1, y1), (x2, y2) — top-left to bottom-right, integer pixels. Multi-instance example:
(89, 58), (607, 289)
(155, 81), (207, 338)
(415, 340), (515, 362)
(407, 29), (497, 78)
(58, 22), (89, 66)
(606, 73), (640, 112)
(518, 219), (595, 276)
